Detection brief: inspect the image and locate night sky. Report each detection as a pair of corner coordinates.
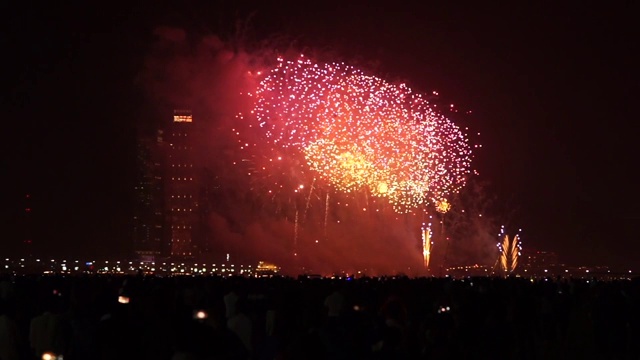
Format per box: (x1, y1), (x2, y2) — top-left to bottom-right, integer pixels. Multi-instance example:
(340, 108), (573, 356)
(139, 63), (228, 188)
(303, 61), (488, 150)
(4, 1), (639, 269)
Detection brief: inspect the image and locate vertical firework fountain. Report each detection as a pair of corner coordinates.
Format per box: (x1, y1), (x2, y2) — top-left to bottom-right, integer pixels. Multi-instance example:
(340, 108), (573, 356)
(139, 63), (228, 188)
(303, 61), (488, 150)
(422, 222), (433, 271)
(496, 225), (522, 275)
(324, 192), (330, 238)
(293, 208), (299, 257)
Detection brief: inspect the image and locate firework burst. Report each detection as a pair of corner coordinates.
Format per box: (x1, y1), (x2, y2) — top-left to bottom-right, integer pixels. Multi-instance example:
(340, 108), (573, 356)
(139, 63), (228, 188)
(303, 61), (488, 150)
(248, 55), (472, 213)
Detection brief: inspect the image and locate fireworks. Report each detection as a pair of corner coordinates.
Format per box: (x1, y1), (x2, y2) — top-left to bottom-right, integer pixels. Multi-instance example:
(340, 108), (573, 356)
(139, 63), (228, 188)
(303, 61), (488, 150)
(497, 226), (522, 273)
(436, 199), (451, 214)
(422, 222), (433, 269)
(248, 55), (472, 213)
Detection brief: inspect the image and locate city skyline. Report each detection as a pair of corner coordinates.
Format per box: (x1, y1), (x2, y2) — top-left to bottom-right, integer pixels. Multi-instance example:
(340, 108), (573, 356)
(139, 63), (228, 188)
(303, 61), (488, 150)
(4, 2), (639, 269)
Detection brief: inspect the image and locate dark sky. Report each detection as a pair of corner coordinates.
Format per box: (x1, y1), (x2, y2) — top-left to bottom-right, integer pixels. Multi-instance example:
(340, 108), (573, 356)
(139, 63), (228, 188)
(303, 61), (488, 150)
(4, 1), (639, 268)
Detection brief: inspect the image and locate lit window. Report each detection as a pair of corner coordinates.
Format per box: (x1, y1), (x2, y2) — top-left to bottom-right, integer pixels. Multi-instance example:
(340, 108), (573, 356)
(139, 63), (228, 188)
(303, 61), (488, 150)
(173, 114), (192, 123)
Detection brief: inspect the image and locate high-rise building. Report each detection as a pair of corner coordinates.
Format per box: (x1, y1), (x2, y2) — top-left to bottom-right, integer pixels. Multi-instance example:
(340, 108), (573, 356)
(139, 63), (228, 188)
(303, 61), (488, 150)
(133, 109), (213, 261)
(166, 109), (199, 259)
(132, 131), (165, 260)
(23, 193), (33, 255)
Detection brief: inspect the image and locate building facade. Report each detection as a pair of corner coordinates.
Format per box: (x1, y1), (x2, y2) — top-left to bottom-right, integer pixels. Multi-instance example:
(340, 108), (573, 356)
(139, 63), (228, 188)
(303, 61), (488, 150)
(165, 110), (199, 258)
(132, 131), (165, 260)
(133, 109), (215, 261)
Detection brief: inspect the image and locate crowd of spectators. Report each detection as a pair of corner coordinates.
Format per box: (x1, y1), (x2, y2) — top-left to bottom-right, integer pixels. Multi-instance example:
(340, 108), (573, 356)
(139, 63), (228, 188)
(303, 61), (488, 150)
(0, 274), (639, 359)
